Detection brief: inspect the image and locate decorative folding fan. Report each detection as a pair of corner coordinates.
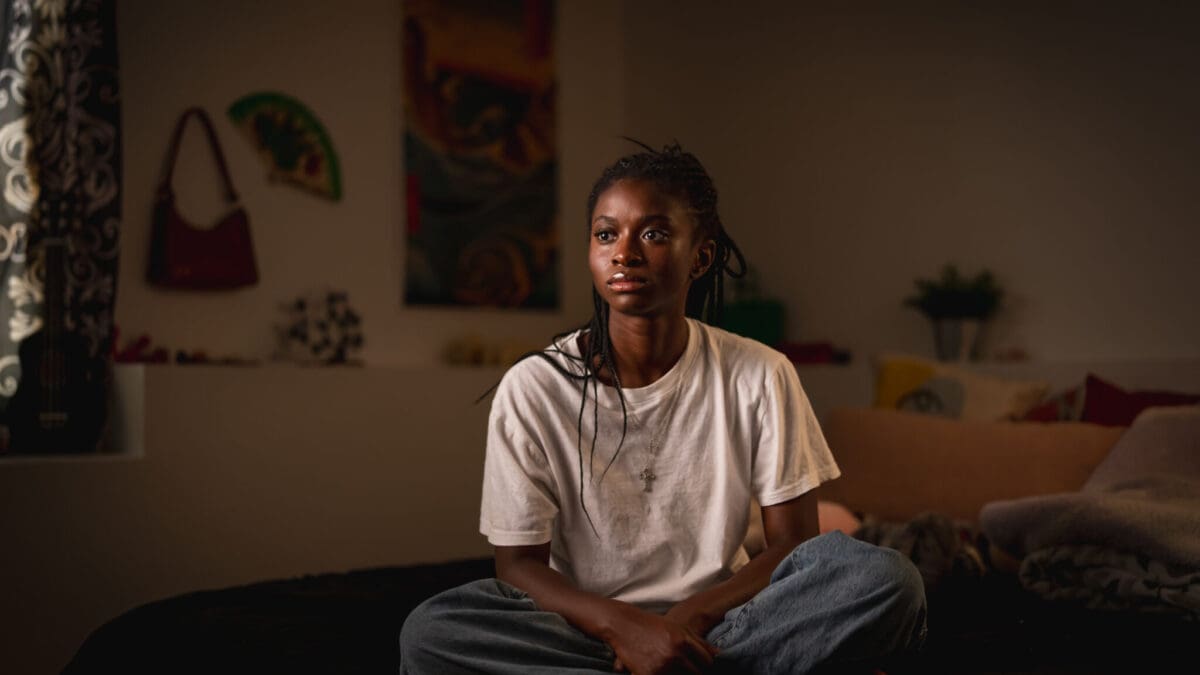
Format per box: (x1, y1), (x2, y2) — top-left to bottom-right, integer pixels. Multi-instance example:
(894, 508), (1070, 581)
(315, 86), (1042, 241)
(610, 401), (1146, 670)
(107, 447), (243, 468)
(227, 92), (342, 201)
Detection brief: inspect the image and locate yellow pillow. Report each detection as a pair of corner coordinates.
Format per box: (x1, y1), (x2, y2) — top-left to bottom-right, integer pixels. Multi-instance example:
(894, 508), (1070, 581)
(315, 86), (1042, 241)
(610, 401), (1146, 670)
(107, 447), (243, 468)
(873, 353), (1049, 421)
(873, 357), (938, 408)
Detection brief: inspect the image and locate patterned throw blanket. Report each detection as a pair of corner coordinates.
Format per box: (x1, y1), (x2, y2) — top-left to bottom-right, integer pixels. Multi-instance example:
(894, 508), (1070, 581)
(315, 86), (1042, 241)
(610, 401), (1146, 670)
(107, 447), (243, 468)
(979, 406), (1200, 619)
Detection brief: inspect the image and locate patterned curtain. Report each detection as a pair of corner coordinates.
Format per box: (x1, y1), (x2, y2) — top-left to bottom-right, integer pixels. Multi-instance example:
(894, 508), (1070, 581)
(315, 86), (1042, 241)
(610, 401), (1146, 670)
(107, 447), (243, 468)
(0, 0), (120, 410)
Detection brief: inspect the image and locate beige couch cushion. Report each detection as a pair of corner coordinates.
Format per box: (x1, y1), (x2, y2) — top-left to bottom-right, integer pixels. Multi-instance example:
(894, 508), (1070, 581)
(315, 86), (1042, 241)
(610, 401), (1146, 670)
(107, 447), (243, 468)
(818, 407), (1125, 522)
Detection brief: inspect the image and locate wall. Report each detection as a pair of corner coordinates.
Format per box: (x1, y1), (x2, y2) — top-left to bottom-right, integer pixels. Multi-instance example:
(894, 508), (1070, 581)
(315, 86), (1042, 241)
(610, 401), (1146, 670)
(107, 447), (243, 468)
(118, 1), (1200, 364)
(622, 1), (1200, 362)
(116, 0), (624, 366)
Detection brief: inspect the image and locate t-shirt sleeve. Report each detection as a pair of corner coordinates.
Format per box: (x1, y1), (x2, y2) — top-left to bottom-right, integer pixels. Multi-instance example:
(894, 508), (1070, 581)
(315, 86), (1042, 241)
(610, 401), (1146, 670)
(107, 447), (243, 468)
(751, 358), (841, 506)
(479, 371), (560, 546)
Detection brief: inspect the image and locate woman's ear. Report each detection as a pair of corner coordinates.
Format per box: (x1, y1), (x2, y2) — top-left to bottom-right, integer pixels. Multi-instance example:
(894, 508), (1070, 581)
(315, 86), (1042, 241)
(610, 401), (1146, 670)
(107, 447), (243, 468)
(691, 240), (716, 279)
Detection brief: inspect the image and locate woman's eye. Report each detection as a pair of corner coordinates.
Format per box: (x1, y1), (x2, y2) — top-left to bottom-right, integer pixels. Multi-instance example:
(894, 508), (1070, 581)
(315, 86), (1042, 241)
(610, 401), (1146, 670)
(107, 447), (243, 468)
(643, 229), (667, 241)
(594, 231), (614, 242)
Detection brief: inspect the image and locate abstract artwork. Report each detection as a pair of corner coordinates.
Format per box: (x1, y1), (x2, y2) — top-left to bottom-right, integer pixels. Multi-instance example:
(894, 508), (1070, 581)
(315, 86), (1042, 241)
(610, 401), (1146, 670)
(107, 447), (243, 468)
(402, 0), (557, 308)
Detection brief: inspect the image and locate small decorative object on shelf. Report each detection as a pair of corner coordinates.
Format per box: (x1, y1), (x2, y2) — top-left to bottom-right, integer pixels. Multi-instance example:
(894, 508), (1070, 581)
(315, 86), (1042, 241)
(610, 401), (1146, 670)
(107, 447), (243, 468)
(112, 327), (259, 366)
(721, 266), (785, 348)
(904, 264), (1003, 362)
(113, 330), (171, 363)
(442, 334), (540, 367)
(275, 289), (364, 365)
(775, 341), (852, 365)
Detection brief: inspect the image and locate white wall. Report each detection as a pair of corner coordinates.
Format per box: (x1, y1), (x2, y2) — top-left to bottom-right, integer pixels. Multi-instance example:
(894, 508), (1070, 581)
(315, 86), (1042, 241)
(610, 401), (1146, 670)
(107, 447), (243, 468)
(621, 2), (1200, 362)
(116, 0), (624, 366)
(118, 1), (1200, 366)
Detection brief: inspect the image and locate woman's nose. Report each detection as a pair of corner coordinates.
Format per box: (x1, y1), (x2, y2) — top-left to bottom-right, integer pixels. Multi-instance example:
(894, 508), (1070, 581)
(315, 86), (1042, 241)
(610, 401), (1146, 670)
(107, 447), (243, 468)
(613, 237), (643, 266)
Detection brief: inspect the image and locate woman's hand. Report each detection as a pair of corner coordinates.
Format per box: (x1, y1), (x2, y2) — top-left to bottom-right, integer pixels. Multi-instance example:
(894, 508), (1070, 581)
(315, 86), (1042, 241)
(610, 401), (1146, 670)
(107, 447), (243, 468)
(664, 599), (721, 639)
(606, 604), (719, 674)
(495, 547), (718, 673)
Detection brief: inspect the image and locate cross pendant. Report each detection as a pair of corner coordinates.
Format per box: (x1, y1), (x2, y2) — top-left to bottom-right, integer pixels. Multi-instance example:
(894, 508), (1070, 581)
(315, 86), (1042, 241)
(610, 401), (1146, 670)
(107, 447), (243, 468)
(639, 468), (657, 493)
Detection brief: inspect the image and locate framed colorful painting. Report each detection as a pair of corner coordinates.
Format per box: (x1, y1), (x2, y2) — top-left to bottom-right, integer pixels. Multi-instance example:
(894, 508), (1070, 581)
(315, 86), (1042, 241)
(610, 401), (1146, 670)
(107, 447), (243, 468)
(402, 0), (557, 309)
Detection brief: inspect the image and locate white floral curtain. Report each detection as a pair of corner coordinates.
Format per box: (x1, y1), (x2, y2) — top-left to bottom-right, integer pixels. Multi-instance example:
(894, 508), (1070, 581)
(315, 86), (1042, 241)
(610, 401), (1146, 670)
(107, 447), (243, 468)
(0, 0), (120, 406)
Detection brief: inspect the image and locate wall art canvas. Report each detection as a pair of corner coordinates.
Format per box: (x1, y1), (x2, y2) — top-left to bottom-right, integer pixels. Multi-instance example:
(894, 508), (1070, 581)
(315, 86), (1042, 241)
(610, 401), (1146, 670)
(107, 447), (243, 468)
(402, 0), (557, 308)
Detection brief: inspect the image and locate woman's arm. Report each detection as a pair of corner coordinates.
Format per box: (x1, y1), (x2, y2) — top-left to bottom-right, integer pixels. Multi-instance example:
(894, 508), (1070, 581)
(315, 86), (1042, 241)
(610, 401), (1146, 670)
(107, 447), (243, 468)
(665, 490), (820, 636)
(496, 544), (719, 674)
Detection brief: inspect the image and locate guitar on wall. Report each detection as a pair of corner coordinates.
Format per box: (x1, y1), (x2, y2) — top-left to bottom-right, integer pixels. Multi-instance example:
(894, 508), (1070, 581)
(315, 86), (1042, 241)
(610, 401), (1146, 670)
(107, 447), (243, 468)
(3, 197), (107, 455)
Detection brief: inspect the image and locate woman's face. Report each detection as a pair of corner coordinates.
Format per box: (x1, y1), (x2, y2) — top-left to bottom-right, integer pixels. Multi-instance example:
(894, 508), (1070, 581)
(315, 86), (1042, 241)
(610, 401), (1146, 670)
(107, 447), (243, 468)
(589, 179), (714, 318)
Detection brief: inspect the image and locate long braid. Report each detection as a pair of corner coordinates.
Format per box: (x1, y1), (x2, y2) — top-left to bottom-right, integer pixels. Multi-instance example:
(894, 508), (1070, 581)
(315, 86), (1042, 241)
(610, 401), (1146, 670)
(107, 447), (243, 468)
(479, 140), (745, 537)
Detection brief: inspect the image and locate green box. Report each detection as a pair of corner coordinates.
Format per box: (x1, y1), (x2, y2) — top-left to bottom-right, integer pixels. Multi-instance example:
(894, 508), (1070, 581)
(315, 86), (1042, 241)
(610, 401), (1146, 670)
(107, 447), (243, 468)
(721, 300), (785, 347)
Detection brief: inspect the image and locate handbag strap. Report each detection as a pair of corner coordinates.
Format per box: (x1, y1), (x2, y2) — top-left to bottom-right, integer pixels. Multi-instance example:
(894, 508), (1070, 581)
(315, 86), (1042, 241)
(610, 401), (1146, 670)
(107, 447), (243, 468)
(159, 106), (239, 203)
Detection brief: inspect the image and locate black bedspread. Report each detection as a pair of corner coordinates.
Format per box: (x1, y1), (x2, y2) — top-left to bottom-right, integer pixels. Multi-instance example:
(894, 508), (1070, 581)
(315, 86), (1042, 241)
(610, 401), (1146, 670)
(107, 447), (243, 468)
(65, 557), (494, 675)
(65, 554), (1192, 674)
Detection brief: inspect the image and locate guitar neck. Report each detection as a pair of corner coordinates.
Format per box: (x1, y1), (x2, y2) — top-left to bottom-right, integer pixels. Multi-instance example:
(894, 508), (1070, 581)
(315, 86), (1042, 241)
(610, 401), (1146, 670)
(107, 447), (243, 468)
(39, 192), (72, 341)
(42, 236), (65, 341)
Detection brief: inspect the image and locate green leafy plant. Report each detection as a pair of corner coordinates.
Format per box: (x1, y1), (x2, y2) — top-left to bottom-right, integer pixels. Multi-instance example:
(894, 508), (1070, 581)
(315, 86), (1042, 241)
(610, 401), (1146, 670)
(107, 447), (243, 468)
(904, 264), (1003, 320)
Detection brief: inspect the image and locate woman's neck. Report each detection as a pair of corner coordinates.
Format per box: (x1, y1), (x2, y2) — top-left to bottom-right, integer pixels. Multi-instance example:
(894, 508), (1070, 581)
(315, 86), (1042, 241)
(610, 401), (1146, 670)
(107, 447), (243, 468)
(603, 313), (689, 389)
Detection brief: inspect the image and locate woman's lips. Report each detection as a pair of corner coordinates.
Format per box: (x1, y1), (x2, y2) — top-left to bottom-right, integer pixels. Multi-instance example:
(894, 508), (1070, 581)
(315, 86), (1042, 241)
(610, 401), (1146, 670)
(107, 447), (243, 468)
(607, 273), (648, 292)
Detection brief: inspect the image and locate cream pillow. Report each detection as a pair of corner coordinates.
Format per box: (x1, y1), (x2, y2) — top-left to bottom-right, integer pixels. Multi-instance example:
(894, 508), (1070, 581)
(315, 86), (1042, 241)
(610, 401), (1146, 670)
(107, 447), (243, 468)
(873, 352), (1048, 421)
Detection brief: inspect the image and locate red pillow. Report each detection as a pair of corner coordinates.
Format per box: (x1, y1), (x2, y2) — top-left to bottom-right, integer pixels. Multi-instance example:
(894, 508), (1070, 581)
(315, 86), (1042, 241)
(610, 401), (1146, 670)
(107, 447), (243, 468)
(1080, 374), (1200, 427)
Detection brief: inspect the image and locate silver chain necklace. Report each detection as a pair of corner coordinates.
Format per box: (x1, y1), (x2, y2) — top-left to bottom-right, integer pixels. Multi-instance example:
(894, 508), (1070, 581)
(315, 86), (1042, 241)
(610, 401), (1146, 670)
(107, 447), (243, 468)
(629, 376), (684, 493)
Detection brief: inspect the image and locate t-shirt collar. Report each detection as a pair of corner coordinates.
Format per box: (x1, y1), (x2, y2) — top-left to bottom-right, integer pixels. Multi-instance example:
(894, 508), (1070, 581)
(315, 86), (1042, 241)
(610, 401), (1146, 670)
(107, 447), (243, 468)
(561, 319), (698, 411)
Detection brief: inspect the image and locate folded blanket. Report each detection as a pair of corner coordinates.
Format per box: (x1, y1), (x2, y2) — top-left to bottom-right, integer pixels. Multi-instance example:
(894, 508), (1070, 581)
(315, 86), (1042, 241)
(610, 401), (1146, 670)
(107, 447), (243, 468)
(980, 405), (1200, 617)
(1021, 544), (1200, 616)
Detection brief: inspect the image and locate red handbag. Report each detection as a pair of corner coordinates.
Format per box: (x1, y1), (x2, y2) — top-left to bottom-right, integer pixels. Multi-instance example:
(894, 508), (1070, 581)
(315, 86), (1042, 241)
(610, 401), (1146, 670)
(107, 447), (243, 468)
(147, 106), (259, 290)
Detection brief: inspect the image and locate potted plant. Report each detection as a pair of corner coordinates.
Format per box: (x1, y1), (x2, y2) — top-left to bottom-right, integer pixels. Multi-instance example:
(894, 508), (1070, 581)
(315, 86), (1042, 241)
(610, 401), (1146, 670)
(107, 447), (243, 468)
(904, 264), (1003, 361)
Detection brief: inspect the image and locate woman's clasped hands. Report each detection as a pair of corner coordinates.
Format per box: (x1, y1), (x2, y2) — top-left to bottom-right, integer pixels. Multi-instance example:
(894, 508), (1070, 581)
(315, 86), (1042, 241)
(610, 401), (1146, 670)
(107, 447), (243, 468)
(607, 603), (720, 674)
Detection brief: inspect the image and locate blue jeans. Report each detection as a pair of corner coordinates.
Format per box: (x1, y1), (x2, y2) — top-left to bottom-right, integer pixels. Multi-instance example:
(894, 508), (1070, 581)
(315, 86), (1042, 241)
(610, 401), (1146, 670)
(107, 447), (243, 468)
(400, 531), (927, 674)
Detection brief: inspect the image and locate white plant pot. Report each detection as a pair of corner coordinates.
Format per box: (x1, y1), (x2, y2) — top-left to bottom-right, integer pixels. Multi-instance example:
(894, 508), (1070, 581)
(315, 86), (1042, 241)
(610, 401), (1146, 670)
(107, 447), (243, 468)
(932, 318), (982, 362)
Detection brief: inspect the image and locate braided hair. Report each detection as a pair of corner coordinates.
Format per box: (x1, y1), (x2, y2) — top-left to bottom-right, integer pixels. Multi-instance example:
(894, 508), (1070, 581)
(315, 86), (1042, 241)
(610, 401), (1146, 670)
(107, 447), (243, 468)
(484, 140), (746, 533)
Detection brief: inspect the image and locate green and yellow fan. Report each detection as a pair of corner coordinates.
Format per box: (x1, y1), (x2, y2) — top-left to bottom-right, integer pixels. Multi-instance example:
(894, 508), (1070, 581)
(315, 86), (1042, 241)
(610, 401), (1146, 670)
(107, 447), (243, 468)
(227, 92), (342, 201)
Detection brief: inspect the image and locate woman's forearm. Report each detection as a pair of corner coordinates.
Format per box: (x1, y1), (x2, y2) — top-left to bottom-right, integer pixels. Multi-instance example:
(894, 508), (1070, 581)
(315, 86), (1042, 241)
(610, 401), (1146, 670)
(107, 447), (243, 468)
(670, 536), (805, 632)
(498, 555), (638, 643)
(499, 553), (722, 673)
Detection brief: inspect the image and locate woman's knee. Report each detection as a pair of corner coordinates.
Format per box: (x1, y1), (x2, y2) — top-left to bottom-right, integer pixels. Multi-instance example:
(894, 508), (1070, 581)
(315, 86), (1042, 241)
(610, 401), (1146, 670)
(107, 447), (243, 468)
(847, 541), (928, 652)
(782, 532), (927, 615)
(839, 535), (925, 607)
(399, 579), (509, 667)
(871, 546), (926, 614)
(398, 591), (450, 664)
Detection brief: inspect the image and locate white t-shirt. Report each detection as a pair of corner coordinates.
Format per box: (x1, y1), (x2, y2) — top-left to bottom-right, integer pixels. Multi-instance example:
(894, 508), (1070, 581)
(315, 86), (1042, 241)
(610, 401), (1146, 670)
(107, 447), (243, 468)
(479, 319), (840, 613)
